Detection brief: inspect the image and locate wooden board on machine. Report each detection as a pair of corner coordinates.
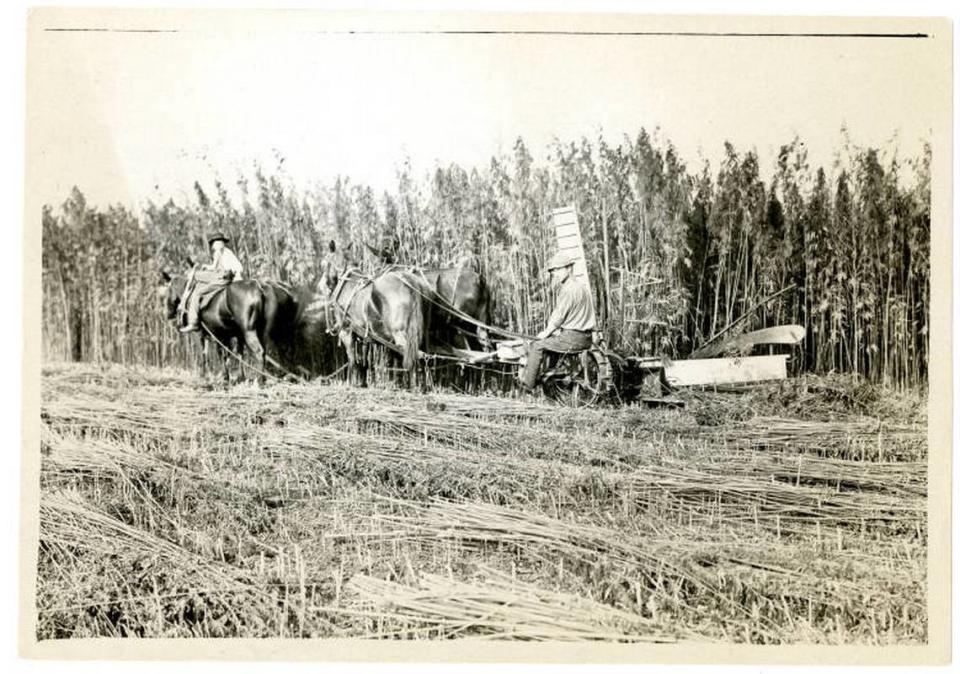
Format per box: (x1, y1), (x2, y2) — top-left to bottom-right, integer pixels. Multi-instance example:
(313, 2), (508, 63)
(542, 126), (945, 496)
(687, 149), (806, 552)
(621, 353), (790, 388)
(551, 206), (591, 293)
(663, 354), (789, 387)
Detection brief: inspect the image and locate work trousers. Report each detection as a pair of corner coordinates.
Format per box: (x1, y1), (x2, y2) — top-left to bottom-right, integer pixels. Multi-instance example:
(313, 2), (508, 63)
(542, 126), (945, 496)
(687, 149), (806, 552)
(183, 288), (201, 327)
(519, 329), (593, 389)
(182, 270), (231, 328)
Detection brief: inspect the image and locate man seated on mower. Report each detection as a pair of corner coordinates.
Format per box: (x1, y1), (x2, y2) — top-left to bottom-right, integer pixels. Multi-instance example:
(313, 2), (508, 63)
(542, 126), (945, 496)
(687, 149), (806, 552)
(519, 252), (597, 391)
(180, 232), (244, 333)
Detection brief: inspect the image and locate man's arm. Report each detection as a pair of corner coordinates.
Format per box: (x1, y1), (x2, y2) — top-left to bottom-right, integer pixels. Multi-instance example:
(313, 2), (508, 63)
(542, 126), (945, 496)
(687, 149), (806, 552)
(224, 250), (244, 277)
(536, 326), (555, 340)
(204, 248), (222, 271)
(538, 288), (571, 339)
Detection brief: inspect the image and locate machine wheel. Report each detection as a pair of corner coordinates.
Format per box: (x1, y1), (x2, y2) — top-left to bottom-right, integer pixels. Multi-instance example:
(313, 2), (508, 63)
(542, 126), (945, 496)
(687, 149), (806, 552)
(541, 349), (608, 407)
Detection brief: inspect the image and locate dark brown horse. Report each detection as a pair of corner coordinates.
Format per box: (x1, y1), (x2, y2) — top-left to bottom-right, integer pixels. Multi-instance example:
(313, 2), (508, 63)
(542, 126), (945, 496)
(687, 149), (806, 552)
(158, 272), (293, 384)
(415, 266), (491, 349)
(321, 243), (429, 387)
(266, 282), (342, 379)
(362, 242), (491, 349)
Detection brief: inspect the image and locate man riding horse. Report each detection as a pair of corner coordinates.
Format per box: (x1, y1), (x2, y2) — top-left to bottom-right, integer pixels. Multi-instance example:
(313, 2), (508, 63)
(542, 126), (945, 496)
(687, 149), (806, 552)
(181, 232), (244, 333)
(160, 240), (307, 384)
(519, 252), (597, 392)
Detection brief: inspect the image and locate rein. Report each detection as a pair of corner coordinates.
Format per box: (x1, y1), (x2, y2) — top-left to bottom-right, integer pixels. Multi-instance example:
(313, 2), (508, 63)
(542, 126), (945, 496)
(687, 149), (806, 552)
(198, 322), (348, 384)
(400, 268), (536, 341)
(198, 323), (301, 383)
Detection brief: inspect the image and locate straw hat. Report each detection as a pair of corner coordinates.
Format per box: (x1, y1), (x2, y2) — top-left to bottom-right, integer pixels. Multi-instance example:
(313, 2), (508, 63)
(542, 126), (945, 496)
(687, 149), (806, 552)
(545, 251), (575, 271)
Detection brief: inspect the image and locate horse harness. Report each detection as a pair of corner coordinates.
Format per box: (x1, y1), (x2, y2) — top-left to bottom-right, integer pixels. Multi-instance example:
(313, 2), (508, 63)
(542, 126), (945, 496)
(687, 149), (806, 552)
(325, 267), (374, 340)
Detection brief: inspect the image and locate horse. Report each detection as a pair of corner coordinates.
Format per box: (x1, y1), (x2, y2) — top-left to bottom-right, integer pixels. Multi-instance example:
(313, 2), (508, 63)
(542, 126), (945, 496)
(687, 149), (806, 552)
(415, 266), (491, 350)
(320, 242), (429, 388)
(265, 282), (342, 379)
(362, 241), (491, 350)
(158, 271), (292, 385)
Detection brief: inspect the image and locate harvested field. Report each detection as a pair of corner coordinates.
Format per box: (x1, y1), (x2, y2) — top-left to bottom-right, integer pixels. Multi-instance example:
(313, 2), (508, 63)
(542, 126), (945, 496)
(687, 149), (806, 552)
(36, 363), (927, 643)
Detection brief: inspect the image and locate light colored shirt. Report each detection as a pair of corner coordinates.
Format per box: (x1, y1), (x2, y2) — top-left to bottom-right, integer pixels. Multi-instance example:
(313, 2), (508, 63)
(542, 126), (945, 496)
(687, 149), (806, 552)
(209, 246), (244, 280)
(546, 277), (596, 333)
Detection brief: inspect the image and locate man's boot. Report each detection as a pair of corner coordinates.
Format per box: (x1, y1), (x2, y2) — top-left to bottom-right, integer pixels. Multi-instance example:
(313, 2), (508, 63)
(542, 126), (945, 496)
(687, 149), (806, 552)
(180, 293), (201, 333)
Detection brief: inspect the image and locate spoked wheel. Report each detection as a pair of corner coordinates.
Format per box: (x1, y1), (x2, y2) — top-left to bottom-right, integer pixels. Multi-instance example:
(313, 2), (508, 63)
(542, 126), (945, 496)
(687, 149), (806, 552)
(541, 349), (607, 407)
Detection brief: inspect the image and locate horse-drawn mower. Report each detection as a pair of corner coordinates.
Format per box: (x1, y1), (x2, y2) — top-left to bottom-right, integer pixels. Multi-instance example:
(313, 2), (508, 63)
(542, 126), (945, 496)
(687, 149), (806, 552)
(413, 205), (806, 407)
(435, 327), (804, 408)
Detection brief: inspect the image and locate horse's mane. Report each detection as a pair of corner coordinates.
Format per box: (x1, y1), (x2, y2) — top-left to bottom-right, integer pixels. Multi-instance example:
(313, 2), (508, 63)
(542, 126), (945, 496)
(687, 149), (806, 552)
(168, 274), (188, 296)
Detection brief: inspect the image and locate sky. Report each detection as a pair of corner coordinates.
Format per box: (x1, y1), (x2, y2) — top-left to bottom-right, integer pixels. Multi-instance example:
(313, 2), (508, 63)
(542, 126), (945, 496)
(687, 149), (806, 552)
(29, 14), (944, 211)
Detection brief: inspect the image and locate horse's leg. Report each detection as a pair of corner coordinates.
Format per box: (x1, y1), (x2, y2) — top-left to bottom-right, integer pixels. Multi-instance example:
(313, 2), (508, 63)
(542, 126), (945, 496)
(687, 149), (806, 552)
(200, 333), (208, 381)
(338, 331), (350, 383)
(234, 337), (246, 382)
(389, 331), (421, 391)
(242, 330), (266, 386)
(221, 335), (231, 385)
(355, 336), (369, 388)
(356, 343), (366, 388)
(455, 322), (472, 350)
(339, 330), (359, 387)
(388, 335), (403, 389)
(258, 326), (271, 386)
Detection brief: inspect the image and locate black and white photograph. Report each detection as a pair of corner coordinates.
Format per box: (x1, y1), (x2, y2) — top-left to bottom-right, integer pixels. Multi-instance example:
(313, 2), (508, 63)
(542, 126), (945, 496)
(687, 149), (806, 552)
(21, 7), (951, 664)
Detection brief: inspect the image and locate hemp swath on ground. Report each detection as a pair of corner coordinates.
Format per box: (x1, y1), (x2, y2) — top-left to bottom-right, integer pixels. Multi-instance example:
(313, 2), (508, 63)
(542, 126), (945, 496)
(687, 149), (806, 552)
(36, 363), (927, 643)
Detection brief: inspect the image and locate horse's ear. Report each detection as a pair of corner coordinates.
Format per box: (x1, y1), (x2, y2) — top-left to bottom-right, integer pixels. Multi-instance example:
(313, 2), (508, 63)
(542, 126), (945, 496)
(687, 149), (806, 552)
(160, 270), (171, 283)
(184, 257), (195, 269)
(328, 240), (336, 253)
(363, 240), (383, 259)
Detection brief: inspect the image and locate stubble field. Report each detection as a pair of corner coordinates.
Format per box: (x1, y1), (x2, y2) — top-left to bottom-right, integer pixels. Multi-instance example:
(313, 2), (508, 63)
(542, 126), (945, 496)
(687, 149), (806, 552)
(36, 362), (928, 643)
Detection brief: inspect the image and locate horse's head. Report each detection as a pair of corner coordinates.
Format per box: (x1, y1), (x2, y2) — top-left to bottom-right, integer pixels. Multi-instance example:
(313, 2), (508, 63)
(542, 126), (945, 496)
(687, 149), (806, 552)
(363, 235), (400, 265)
(320, 240), (355, 295)
(157, 270), (188, 320)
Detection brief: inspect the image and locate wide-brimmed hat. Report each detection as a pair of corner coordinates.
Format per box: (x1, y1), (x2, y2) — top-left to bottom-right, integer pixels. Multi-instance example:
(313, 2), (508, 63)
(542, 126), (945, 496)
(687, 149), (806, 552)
(208, 232), (230, 246)
(545, 251), (575, 271)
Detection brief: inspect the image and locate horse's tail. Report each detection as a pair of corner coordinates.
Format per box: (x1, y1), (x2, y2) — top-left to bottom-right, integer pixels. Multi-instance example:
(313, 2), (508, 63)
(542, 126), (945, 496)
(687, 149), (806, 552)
(402, 284), (426, 373)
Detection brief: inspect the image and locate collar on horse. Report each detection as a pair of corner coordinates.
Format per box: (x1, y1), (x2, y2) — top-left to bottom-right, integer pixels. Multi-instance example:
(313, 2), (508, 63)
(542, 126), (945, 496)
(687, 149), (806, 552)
(326, 267), (372, 337)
